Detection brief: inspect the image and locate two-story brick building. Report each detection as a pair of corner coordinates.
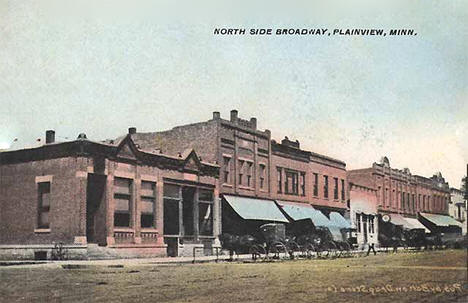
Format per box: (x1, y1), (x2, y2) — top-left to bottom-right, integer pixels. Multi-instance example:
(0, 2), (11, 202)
(0, 130), (220, 259)
(127, 110), (350, 238)
(348, 157), (462, 240)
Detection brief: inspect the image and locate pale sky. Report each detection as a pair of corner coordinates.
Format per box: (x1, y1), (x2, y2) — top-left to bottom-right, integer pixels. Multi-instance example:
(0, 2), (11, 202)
(1, 1), (467, 188)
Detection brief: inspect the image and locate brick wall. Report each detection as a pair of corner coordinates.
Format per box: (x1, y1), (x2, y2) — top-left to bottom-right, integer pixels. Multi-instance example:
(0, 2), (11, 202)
(348, 164), (450, 216)
(271, 153), (348, 210)
(131, 121), (219, 163)
(0, 157), (87, 245)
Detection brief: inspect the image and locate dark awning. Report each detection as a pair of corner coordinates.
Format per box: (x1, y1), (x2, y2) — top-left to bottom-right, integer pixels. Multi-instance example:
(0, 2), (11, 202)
(420, 213), (463, 228)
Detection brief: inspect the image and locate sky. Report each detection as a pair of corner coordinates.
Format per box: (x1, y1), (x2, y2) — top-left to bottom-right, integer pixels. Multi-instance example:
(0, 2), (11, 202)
(1, 1), (467, 188)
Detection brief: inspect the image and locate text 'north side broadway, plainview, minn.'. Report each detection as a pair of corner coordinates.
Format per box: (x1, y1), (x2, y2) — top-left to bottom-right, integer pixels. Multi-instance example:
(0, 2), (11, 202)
(213, 28), (417, 37)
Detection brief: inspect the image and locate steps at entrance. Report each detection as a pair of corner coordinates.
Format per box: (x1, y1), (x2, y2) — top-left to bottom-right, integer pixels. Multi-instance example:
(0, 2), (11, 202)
(86, 244), (121, 260)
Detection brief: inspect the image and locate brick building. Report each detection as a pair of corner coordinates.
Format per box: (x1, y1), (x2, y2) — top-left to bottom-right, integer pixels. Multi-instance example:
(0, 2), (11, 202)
(348, 157), (462, 238)
(0, 130), (220, 259)
(127, 110), (350, 235)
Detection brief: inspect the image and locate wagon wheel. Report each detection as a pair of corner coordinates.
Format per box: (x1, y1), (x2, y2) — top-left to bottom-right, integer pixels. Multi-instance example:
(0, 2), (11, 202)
(334, 242), (343, 258)
(316, 245), (327, 258)
(340, 242), (351, 257)
(343, 242), (351, 257)
(269, 241), (289, 260)
(287, 241), (301, 259)
(321, 241), (338, 258)
(305, 243), (316, 259)
(249, 244), (266, 261)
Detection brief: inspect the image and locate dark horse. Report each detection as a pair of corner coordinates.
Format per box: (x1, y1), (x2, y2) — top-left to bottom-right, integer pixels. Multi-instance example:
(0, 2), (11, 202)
(219, 233), (256, 260)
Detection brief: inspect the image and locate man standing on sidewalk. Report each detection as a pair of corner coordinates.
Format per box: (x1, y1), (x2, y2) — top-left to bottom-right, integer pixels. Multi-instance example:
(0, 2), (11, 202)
(366, 235), (377, 256)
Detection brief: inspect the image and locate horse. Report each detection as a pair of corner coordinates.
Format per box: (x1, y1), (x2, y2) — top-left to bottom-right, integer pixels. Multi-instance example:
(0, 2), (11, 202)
(219, 233), (256, 260)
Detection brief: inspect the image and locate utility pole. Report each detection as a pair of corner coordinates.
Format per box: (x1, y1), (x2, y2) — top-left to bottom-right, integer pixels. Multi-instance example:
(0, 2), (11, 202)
(464, 164), (468, 202)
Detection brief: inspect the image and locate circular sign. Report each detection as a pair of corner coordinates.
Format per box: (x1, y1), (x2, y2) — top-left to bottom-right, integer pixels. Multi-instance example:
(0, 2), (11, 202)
(382, 214), (391, 222)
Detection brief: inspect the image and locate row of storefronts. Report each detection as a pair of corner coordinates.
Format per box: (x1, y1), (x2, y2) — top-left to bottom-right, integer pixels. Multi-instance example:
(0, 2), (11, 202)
(0, 110), (464, 259)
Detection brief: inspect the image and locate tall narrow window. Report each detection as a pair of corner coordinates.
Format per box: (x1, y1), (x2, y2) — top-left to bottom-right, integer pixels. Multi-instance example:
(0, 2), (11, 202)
(323, 175), (329, 198)
(341, 179), (345, 201)
(277, 167), (282, 193)
(369, 216), (375, 233)
(238, 160), (244, 185)
(114, 177), (132, 227)
(313, 173), (318, 197)
(401, 192), (405, 209)
(285, 170), (299, 195)
(223, 156), (231, 184)
(356, 214), (361, 233)
(140, 181), (156, 228)
(300, 172), (306, 196)
(37, 182), (51, 229)
(163, 183), (181, 235)
(333, 177), (339, 200)
(259, 164), (266, 189)
(198, 189), (214, 236)
(246, 162), (253, 187)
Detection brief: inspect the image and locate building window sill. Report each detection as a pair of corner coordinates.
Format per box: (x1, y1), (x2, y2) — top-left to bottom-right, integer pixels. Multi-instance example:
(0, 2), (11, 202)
(198, 235), (215, 239)
(238, 186), (254, 191)
(141, 228), (159, 233)
(34, 228), (51, 233)
(222, 183), (233, 188)
(114, 227), (135, 233)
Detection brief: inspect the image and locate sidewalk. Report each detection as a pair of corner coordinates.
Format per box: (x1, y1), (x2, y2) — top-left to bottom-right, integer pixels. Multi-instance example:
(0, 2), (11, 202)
(0, 246), (427, 269)
(0, 253), (254, 269)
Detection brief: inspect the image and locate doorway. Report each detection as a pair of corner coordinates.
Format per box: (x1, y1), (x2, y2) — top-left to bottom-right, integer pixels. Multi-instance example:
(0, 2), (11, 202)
(362, 215), (368, 244)
(182, 187), (196, 236)
(86, 174), (106, 243)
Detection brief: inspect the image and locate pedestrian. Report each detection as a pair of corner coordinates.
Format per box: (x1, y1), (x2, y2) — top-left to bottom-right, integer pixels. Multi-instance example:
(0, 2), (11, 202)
(366, 243), (377, 256)
(366, 235), (377, 256)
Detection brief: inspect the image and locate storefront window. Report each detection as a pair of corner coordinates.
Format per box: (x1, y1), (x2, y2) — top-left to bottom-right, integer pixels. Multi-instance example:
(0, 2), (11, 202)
(114, 177), (132, 227)
(140, 181), (156, 228)
(163, 183), (181, 235)
(199, 189), (214, 236)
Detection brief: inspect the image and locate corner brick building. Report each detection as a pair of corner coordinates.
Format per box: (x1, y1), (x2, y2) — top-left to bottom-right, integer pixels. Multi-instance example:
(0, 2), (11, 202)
(0, 130), (220, 259)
